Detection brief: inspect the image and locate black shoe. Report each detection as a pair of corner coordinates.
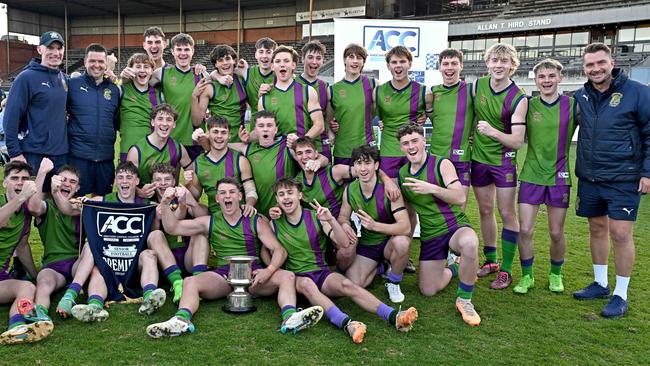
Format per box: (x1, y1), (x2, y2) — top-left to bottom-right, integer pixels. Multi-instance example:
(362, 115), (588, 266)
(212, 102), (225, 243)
(573, 281), (610, 300)
(404, 259), (416, 274)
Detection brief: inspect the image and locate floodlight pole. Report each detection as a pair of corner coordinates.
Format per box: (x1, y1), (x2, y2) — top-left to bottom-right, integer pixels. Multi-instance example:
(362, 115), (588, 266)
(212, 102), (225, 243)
(179, 0), (183, 32)
(237, 0), (241, 56)
(308, 0), (313, 41)
(117, 0), (121, 67)
(5, 5), (10, 79)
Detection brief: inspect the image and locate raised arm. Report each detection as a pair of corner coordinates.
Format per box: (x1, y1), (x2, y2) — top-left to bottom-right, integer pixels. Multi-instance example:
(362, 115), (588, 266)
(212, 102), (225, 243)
(191, 79), (212, 126)
(160, 187), (210, 236)
(0, 181), (36, 228)
(305, 86), (324, 140)
(27, 157), (54, 217)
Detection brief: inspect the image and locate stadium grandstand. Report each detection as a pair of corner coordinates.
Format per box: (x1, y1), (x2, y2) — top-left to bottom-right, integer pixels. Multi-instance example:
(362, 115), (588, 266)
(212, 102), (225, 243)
(0, 0), (649, 92)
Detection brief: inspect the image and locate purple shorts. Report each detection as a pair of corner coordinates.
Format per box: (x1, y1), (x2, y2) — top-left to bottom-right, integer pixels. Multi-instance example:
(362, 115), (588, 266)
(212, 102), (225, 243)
(213, 263), (263, 279)
(453, 161), (471, 186)
(172, 246), (189, 269)
(333, 157), (353, 166)
(380, 156), (408, 178)
(471, 161), (517, 188)
(519, 182), (571, 208)
(0, 259), (13, 282)
(43, 257), (78, 283)
(356, 241), (388, 263)
(296, 268), (333, 290)
(420, 226), (467, 261)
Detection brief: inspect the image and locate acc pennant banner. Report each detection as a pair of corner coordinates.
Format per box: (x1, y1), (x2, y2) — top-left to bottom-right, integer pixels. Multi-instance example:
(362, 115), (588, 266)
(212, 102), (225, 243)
(82, 201), (156, 301)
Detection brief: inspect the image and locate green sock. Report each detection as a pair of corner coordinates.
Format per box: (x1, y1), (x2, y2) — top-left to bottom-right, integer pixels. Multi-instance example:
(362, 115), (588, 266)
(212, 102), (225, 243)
(35, 304), (49, 315)
(501, 229), (518, 275)
(449, 262), (459, 278)
(175, 308), (192, 321)
(166, 269), (182, 284)
(484, 246), (498, 263)
(88, 297), (104, 309)
(550, 259), (564, 275)
(281, 306), (296, 321)
(64, 289), (79, 300)
(457, 281), (474, 300)
(521, 257), (534, 277)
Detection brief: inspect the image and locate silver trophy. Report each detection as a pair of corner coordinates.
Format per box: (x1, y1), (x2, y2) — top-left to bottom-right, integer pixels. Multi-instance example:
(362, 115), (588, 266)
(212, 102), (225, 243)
(222, 255), (258, 313)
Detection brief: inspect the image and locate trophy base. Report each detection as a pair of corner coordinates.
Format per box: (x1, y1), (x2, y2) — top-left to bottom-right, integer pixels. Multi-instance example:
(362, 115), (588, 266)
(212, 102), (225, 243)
(222, 304), (257, 314)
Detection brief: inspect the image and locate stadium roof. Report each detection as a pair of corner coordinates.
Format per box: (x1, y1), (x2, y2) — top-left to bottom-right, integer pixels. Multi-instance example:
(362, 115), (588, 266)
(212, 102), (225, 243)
(3, 0), (289, 17)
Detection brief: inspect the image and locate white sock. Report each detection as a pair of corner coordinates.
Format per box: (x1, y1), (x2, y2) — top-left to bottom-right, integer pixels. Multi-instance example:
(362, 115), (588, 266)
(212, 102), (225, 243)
(612, 275), (630, 301)
(593, 264), (608, 287)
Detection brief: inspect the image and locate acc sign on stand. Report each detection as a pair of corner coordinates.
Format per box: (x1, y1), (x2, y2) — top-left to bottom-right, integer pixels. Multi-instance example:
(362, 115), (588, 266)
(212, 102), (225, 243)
(363, 26), (421, 57)
(98, 212), (144, 236)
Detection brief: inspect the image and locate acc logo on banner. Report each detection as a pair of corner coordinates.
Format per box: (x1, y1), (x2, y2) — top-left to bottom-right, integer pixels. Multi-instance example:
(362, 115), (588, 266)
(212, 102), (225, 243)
(363, 26), (420, 57)
(98, 212), (144, 236)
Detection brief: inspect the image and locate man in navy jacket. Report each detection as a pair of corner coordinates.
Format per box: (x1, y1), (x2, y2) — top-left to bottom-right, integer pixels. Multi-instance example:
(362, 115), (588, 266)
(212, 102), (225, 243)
(67, 43), (120, 196)
(573, 42), (650, 318)
(2, 31), (68, 180)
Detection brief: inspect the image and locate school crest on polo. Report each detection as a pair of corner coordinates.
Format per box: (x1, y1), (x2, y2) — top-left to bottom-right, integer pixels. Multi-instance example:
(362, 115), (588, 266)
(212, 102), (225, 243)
(338, 89), (346, 98)
(609, 93), (622, 107)
(479, 94), (488, 106)
(532, 111), (542, 123)
(104, 88), (112, 100)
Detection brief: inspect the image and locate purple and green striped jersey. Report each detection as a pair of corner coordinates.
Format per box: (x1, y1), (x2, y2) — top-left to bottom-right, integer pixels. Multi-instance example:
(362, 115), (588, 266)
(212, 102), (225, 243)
(132, 136), (182, 184)
(36, 199), (80, 266)
(119, 83), (162, 155)
(296, 166), (344, 218)
(245, 137), (297, 217)
(209, 213), (261, 268)
(330, 76), (377, 159)
(161, 65), (201, 145)
(195, 149), (243, 214)
(520, 95), (577, 186)
(429, 81), (474, 163)
(246, 65), (274, 112)
(296, 75), (332, 159)
(208, 76), (248, 142)
(346, 179), (395, 246)
(103, 193), (149, 204)
(376, 81), (426, 157)
(0, 195), (31, 266)
(273, 208), (327, 273)
(262, 81), (326, 154)
(472, 76), (526, 167)
(399, 154), (470, 240)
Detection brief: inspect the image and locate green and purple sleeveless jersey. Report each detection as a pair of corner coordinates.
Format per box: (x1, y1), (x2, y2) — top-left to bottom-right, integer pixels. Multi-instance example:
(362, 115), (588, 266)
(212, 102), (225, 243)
(398, 154), (470, 240)
(161, 65), (201, 145)
(330, 76), (377, 159)
(376, 81), (426, 157)
(246, 65), (274, 112)
(132, 136), (182, 184)
(296, 166), (343, 218)
(103, 193), (149, 204)
(245, 137), (297, 217)
(346, 179), (395, 246)
(0, 195), (31, 266)
(119, 83), (162, 155)
(272, 208), (327, 273)
(208, 76), (247, 142)
(209, 212), (261, 268)
(520, 95), (577, 186)
(195, 149), (243, 213)
(472, 76), (526, 167)
(37, 199), (80, 266)
(429, 81), (474, 163)
(296, 75), (331, 159)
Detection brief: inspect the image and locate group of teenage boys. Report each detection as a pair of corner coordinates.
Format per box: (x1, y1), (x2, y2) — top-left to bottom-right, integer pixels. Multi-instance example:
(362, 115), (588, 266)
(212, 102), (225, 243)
(1, 24), (648, 346)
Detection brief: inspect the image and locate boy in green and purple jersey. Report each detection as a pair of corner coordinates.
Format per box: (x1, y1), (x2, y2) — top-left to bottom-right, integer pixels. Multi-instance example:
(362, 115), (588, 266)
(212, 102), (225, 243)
(397, 123), (481, 327)
(146, 177), (323, 338)
(271, 177), (418, 344)
(148, 33), (208, 160)
(295, 40), (332, 160)
(238, 37), (277, 113)
(338, 145), (411, 304)
(513, 59), (577, 294)
(0, 161), (53, 345)
(375, 46), (426, 178)
(185, 116), (256, 215)
(127, 104), (193, 199)
(146, 163), (209, 304)
(118, 53), (162, 161)
(471, 43), (528, 290)
(260, 45), (325, 153)
(426, 48), (474, 209)
(26, 159), (81, 326)
(328, 43), (377, 166)
(192, 45), (247, 142)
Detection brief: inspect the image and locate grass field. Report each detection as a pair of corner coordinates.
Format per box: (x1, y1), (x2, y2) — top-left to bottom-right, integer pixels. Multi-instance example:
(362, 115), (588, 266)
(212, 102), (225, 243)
(1, 145), (649, 365)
